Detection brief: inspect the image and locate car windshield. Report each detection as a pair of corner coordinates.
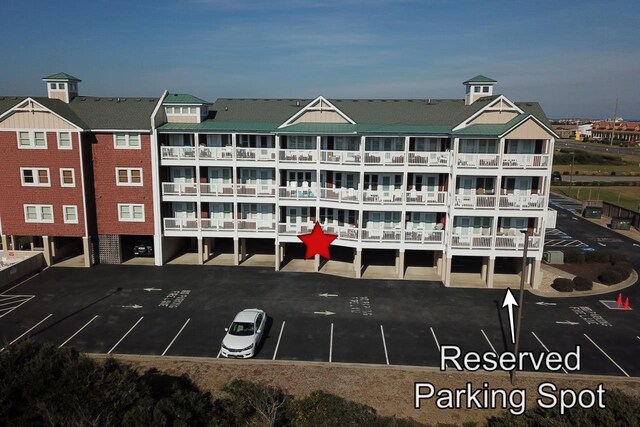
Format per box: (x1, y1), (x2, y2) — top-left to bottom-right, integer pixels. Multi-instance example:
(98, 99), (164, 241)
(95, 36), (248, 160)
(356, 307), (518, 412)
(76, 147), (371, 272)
(229, 321), (254, 336)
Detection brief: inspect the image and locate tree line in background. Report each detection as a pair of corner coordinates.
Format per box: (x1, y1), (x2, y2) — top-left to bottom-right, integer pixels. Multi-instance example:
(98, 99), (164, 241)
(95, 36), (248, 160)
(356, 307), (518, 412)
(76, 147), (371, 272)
(1, 341), (638, 427)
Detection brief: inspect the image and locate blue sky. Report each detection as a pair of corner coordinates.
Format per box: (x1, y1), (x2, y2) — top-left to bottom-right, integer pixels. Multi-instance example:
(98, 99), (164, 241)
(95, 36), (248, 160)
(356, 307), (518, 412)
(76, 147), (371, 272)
(1, 0), (639, 119)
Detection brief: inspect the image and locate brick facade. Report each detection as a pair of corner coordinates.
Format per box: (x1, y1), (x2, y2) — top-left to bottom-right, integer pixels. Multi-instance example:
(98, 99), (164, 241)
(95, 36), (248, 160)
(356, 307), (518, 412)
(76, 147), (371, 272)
(0, 131), (86, 237)
(97, 234), (122, 264)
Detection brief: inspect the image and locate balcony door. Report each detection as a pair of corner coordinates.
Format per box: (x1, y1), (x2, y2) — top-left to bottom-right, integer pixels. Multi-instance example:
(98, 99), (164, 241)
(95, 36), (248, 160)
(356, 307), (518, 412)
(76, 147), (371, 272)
(455, 216), (490, 236)
(413, 175), (436, 192)
(506, 140), (534, 154)
(241, 203), (272, 220)
(288, 171), (313, 187)
(287, 207), (309, 225)
(415, 138), (439, 152)
(334, 172), (357, 190)
(504, 177), (531, 195)
(170, 167), (194, 183)
(411, 212), (436, 230)
(210, 203), (233, 220)
(501, 217), (527, 233)
(172, 202), (196, 219)
(209, 168), (231, 184)
(458, 177), (475, 195)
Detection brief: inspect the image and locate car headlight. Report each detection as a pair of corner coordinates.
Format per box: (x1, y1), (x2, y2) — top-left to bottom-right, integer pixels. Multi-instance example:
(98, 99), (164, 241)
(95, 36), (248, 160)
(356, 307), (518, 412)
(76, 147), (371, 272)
(222, 344), (231, 351)
(241, 343), (254, 351)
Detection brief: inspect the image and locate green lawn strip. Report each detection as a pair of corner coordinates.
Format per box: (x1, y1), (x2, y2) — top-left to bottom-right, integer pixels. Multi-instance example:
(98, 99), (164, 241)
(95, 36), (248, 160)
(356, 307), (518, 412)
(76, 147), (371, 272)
(552, 163), (640, 176)
(552, 186), (640, 211)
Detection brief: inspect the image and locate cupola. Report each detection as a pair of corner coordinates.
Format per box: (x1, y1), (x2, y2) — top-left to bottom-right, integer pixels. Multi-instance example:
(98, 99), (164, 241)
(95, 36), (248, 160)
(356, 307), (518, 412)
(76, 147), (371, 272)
(43, 72), (81, 103)
(463, 75), (496, 105)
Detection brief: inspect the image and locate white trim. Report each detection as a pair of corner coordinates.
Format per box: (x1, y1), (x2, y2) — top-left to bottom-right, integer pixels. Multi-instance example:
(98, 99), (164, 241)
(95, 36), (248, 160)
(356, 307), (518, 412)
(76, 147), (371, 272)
(59, 168), (76, 187)
(452, 95), (525, 131)
(16, 130), (48, 149)
(23, 204), (54, 223)
(62, 205), (79, 224)
(113, 132), (142, 149)
(117, 203), (145, 222)
(150, 91), (167, 267)
(77, 130), (89, 238)
(115, 167), (143, 186)
(498, 114), (559, 139)
(0, 97), (83, 130)
(278, 96), (356, 128)
(56, 131), (72, 150)
(20, 167), (51, 187)
(90, 129), (151, 133)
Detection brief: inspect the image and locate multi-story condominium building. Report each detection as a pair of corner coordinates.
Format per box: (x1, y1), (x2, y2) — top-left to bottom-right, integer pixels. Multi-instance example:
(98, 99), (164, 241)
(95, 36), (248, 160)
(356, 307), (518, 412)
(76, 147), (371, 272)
(0, 73), (557, 288)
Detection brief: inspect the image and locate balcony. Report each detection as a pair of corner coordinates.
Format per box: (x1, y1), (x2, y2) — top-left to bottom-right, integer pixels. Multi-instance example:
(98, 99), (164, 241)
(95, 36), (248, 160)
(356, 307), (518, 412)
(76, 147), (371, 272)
(502, 154), (550, 169)
(279, 149), (317, 163)
(450, 234), (493, 249)
(319, 187), (360, 203)
(279, 185), (317, 200)
(362, 189), (403, 204)
(456, 154), (500, 168)
(361, 227), (402, 242)
(408, 151), (450, 166)
(404, 229), (445, 244)
(405, 190), (447, 206)
(498, 194), (545, 210)
(321, 223), (359, 241)
(494, 235), (542, 250)
(237, 219), (276, 233)
(161, 146), (196, 161)
(162, 182), (198, 197)
(320, 150), (361, 165)
(198, 146), (233, 161)
(201, 218), (235, 232)
(199, 183), (234, 196)
(363, 151), (405, 165)
(453, 194), (497, 209)
(164, 217), (199, 232)
(278, 222), (316, 235)
(236, 183), (276, 197)
(236, 147), (276, 161)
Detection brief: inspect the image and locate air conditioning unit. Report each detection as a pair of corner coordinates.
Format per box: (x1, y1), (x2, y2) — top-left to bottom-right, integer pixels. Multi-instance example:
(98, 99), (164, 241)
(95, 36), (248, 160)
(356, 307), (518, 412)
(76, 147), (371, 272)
(543, 250), (564, 264)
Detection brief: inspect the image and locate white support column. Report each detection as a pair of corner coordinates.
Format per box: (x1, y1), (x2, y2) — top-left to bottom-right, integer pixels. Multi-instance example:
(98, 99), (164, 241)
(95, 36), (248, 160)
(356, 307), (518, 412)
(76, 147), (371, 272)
(82, 236), (92, 268)
(240, 238), (246, 263)
(481, 256), (488, 282)
(274, 242), (282, 271)
(486, 257), (495, 288)
(314, 254), (320, 272)
(530, 258), (542, 289)
(10, 235), (16, 251)
(42, 236), (52, 266)
(197, 237), (204, 265)
(1, 235), (8, 251)
(397, 249), (405, 279)
(149, 95), (166, 266)
(436, 251), (443, 275)
(233, 238), (240, 266)
(354, 249), (362, 278)
(443, 257), (452, 287)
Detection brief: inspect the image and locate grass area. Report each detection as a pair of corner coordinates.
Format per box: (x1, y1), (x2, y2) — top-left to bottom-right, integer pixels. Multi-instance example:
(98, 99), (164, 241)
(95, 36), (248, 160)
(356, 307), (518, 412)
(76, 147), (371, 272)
(552, 152), (640, 176)
(553, 185), (640, 211)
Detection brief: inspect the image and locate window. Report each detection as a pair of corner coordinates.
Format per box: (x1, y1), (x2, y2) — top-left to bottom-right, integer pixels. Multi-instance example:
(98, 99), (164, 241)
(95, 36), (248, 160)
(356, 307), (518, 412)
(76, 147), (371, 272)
(116, 168), (143, 186)
(474, 86), (481, 93)
(50, 83), (56, 90)
(60, 168), (75, 187)
(24, 204), (54, 223)
(113, 133), (141, 149)
(58, 83), (66, 90)
(63, 205), (78, 224)
(21, 168), (50, 186)
(118, 204), (145, 222)
(482, 86), (490, 93)
(57, 132), (72, 149)
(17, 131), (47, 149)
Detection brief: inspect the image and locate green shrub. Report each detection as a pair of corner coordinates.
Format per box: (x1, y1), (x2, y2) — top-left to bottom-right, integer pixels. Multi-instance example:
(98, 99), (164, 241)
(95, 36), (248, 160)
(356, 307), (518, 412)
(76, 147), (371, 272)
(585, 251), (610, 263)
(552, 278), (574, 292)
(563, 248), (585, 264)
(573, 276), (593, 291)
(599, 269), (623, 285)
(611, 261), (633, 280)
(608, 252), (630, 264)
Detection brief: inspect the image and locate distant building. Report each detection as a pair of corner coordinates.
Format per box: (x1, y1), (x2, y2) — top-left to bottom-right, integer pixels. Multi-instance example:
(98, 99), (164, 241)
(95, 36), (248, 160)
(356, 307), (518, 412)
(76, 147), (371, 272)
(591, 121), (640, 143)
(551, 124), (576, 139)
(575, 123), (592, 140)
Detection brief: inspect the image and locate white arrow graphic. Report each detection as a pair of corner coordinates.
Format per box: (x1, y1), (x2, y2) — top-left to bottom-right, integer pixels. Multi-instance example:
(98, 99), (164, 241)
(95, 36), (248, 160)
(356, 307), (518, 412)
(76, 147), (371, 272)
(501, 288), (518, 345)
(314, 311), (336, 316)
(598, 242), (606, 247)
(143, 288), (162, 292)
(556, 320), (579, 325)
(318, 293), (338, 298)
(536, 302), (557, 306)
(121, 304), (143, 309)
(633, 244), (640, 248)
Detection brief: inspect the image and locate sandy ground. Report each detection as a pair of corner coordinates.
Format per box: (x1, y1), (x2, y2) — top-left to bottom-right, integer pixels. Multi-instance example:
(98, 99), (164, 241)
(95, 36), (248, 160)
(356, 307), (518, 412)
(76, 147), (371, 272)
(91, 355), (640, 426)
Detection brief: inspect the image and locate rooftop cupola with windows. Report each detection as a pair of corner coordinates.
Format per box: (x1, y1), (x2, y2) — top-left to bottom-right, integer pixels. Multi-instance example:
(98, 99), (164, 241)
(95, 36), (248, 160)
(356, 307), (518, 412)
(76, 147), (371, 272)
(463, 75), (496, 105)
(43, 72), (81, 103)
(163, 93), (209, 123)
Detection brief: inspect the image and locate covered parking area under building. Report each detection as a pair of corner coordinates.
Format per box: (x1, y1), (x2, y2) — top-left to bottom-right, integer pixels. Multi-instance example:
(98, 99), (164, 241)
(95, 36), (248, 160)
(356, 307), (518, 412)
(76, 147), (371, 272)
(403, 250), (441, 281)
(2, 234), (92, 268)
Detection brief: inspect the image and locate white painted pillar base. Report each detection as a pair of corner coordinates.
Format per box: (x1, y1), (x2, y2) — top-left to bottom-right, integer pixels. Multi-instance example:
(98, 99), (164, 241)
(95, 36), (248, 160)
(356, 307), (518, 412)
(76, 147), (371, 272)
(42, 236), (52, 266)
(197, 238), (204, 265)
(397, 250), (405, 279)
(1, 235), (8, 252)
(233, 239), (240, 266)
(444, 257), (452, 287)
(531, 259), (542, 289)
(82, 236), (92, 268)
(481, 257), (488, 282)
(486, 258), (495, 288)
(240, 238), (247, 263)
(354, 249), (362, 278)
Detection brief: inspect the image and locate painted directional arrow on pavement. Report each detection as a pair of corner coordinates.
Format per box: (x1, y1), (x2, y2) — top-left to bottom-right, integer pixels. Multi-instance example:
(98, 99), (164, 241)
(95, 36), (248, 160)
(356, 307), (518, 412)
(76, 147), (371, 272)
(318, 293), (338, 297)
(501, 288), (518, 345)
(314, 311), (336, 316)
(121, 304), (143, 309)
(556, 320), (579, 325)
(143, 288), (162, 292)
(536, 302), (557, 306)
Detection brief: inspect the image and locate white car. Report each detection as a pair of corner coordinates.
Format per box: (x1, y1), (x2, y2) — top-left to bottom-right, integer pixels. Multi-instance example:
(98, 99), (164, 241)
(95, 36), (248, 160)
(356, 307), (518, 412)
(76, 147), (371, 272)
(220, 309), (267, 358)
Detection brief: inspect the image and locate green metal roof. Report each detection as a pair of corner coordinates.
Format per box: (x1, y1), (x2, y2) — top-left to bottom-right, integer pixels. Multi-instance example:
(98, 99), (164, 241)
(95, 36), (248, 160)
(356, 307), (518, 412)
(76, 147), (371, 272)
(463, 75), (497, 84)
(43, 72), (81, 81)
(159, 121), (279, 133)
(453, 115), (528, 136)
(163, 93), (209, 105)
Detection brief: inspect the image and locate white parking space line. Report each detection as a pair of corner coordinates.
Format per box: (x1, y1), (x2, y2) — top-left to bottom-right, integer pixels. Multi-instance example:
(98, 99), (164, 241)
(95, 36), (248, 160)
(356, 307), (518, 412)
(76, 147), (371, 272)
(58, 315), (99, 349)
(481, 329), (497, 354)
(0, 268), (46, 294)
(0, 314), (53, 352)
(0, 295), (35, 318)
(583, 334), (629, 377)
(216, 349), (221, 358)
(107, 317), (143, 355)
(380, 325), (389, 365)
(161, 318), (190, 356)
(272, 321), (286, 361)
(531, 331), (568, 374)
(430, 327), (440, 351)
(329, 323), (334, 363)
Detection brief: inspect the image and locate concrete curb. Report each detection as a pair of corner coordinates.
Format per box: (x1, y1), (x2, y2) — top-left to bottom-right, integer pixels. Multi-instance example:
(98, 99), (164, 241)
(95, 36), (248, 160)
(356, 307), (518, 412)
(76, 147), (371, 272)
(530, 269), (638, 298)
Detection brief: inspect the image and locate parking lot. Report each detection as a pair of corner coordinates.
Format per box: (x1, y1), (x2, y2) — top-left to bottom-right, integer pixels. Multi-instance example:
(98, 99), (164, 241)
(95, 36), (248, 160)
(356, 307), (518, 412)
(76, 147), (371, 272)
(1, 262), (638, 378)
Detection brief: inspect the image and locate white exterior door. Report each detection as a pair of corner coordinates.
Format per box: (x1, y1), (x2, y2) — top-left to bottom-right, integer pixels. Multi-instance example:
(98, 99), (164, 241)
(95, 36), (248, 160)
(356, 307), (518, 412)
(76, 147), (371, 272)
(287, 207), (309, 225)
(209, 168), (231, 184)
(172, 202), (195, 219)
(459, 177), (474, 195)
(170, 167), (194, 183)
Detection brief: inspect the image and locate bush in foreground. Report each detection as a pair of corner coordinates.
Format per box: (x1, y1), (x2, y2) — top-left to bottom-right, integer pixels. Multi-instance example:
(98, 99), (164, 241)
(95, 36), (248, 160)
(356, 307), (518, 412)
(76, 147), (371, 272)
(573, 276), (593, 291)
(611, 261), (633, 281)
(584, 250), (610, 264)
(599, 269), (624, 285)
(551, 278), (574, 292)
(563, 249), (585, 264)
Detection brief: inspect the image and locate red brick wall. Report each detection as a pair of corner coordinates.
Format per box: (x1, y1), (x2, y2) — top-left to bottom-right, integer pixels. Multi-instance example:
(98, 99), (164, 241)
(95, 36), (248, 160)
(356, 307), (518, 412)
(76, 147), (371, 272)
(91, 133), (154, 235)
(0, 131), (85, 237)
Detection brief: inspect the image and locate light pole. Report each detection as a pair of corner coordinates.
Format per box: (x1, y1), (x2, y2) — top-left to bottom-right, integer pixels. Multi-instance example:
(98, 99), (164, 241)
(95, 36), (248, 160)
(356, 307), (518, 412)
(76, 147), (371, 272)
(569, 151), (575, 190)
(510, 229), (529, 385)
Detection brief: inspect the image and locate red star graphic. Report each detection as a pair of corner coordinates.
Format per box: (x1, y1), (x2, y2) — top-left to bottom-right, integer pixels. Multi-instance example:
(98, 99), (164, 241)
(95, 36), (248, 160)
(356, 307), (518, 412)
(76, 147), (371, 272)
(298, 222), (337, 260)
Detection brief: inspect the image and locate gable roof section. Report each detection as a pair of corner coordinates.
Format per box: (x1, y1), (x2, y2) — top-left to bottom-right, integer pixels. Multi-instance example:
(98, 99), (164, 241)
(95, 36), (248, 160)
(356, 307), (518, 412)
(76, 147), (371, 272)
(43, 72), (81, 81)
(0, 96), (86, 128)
(279, 96), (356, 128)
(463, 75), (497, 84)
(163, 93), (209, 105)
(68, 96), (159, 130)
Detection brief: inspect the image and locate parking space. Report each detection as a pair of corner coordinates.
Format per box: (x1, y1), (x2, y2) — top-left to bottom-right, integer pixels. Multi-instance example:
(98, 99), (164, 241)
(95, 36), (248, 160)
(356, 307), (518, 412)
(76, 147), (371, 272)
(162, 314), (227, 358)
(331, 319), (387, 364)
(269, 318), (331, 362)
(380, 322), (440, 366)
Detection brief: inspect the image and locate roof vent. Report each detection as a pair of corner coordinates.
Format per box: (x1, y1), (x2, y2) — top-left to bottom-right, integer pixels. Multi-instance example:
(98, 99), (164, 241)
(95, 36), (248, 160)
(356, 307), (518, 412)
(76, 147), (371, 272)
(296, 100), (300, 106)
(225, 106), (228, 111)
(117, 97), (120, 103)
(428, 99), (431, 104)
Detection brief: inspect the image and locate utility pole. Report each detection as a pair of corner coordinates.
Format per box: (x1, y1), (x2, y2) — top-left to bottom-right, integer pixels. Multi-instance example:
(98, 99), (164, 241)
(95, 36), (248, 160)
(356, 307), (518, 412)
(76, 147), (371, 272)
(569, 151), (575, 188)
(610, 98), (618, 146)
(511, 229), (530, 385)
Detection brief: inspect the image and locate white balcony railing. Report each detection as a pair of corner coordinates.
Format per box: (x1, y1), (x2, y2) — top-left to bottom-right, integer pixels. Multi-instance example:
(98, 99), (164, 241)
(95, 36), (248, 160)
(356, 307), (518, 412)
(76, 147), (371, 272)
(361, 228), (403, 242)
(236, 147), (276, 161)
(198, 146), (234, 161)
(237, 219), (276, 232)
(164, 217), (199, 232)
(321, 223), (359, 241)
(453, 194), (497, 209)
(404, 229), (444, 244)
(405, 190), (447, 205)
(201, 218), (235, 232)
(236, 183), (276, 197)
(362, 189), (403, 204)
(278, 222), (316, 235)
(502, 154), (550, 169)
(319, 187), (360, 203)
(162, 182), (198, 197)
(279, 186), (317, 200)
(494, 235), (542, 250)
(498, 195), (545, 210)
(457, 153), (500, 168)
(408, 151), (450, 166)
(199, 182), (234, 196)
(363, 151), (405, 165)
(161, 146), (197, 160)
(319, 150), (361, 165)
(451, 234), (493, 249)
(279, 149), (317, 163)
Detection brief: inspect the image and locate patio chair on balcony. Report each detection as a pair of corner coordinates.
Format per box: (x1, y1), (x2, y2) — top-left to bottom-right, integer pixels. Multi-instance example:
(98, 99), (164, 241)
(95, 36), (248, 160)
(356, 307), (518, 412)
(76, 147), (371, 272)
(348, 188), (357, 201)
(393, 189), (403, 202)
(407, 188), (417, 203)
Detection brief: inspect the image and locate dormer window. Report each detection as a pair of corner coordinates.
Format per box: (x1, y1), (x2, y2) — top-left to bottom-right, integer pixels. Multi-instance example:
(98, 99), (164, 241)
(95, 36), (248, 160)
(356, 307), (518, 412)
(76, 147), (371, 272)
(482, 86), (489, 93)
(474, 86), (481, 93)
